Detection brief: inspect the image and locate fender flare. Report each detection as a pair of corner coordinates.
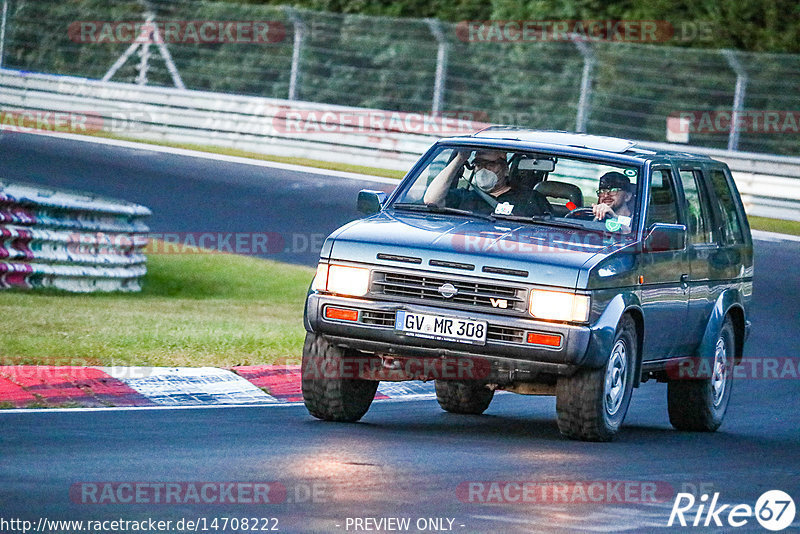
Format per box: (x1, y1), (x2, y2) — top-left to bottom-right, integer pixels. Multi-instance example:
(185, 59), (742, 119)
(582, 292), (644, 385)
(698, 289), (745, 364)
(303, 281), (316, 333)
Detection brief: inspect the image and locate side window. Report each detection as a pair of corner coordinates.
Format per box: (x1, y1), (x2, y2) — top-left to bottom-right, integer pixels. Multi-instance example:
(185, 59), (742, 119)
(708, 169), (744, 244)
(646, 168), (679, 227)
(678, 169), (713, 244)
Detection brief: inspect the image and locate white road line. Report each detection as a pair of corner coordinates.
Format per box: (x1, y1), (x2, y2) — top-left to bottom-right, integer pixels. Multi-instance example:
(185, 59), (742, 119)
(0, 403), (304, 414)
(0, 393), (437, 414)
(5, 129), (402, 185)
(104, 366), (280, 405)
(751, 229), (800, 242)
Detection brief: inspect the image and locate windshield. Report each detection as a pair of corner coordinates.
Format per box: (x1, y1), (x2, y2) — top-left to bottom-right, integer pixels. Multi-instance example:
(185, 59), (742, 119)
(391, 145), (641, 238)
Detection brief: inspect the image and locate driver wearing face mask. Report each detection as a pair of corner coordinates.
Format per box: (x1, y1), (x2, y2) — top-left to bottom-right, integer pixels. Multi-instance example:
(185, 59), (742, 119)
(472, 150), (511, 194)
(423, 150), (549, 216)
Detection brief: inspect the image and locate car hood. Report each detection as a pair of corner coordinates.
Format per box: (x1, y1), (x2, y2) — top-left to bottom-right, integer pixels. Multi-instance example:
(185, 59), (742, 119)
(329, 211), (629, 288)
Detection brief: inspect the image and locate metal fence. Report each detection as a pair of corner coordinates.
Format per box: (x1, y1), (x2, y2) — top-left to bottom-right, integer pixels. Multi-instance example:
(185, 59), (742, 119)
(1, 0), (799, 156)
(0, 179), (150, 292)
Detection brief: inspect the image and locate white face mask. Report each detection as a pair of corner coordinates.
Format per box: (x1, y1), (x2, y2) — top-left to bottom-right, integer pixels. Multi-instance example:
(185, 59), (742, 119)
(474, 168), (499, 191)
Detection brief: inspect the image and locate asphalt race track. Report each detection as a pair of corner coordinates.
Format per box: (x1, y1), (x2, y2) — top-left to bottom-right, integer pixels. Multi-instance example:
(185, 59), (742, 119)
(0, 132), (397, 267)
(1, 132), (799, 532)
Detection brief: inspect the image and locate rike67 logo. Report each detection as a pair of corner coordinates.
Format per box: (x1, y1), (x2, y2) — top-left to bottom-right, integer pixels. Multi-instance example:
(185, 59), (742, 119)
(668, 490), (795, 531)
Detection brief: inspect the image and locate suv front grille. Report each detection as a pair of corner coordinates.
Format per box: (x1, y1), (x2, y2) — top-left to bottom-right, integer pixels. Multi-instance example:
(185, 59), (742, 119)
(371, 271), (526, 313)
(360, 310), (396, 327)
(486, 325), (526, 343)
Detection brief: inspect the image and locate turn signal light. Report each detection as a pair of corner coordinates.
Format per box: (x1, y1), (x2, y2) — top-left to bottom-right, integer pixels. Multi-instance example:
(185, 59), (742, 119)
(526, 332), (562, 347)
(324, 307), (359, 322)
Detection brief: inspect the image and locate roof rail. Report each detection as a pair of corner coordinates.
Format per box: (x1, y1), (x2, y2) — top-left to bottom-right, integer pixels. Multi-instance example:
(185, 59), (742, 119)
(472, 127), (637, 153)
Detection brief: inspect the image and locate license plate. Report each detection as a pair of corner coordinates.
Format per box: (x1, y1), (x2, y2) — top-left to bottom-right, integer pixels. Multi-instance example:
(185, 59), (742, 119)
(395, 311), (487, 345)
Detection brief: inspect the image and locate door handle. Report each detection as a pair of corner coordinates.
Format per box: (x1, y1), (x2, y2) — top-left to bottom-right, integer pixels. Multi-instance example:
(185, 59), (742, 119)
(680, 273), (689, 289)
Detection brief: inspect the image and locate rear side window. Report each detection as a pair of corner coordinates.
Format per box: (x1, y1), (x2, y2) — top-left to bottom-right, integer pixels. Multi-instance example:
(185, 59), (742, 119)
(708, 169), (744, 245)
(678, 169), (713, 244)
(646, 169), (679, 227)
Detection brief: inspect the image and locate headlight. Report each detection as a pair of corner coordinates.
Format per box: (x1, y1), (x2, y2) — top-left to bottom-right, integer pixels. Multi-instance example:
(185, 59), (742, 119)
(312, 263), (329, 291)
(317, 264), (370, 296)
(529, 289), (590, 322)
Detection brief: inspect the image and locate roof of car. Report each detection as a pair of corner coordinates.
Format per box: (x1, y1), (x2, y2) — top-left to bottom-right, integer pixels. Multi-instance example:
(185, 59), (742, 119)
(439, 127), (717, 163)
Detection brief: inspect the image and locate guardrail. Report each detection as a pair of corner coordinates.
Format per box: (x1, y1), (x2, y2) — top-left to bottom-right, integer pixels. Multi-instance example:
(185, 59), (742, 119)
(0, 180), (150, 292)
(638, 142), (800, 222)
(0, 69), (432, 172)
(0, 69), (799, 221)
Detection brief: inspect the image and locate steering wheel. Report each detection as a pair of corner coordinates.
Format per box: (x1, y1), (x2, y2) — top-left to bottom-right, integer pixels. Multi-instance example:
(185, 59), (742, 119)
(563, 207), (597, 220)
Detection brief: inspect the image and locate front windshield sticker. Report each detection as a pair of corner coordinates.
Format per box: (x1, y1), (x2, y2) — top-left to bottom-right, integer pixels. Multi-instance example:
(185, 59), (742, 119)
(617, 215), (632, 227)
(624, 169), (637, 177)
(494, 202), (514, 215)
(605, 218), (622, 232)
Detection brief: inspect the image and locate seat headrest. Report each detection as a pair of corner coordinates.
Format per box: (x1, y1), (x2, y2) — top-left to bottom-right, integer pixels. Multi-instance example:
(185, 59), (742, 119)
(507, 156), (545, 191)
(533, 181), (584, 207)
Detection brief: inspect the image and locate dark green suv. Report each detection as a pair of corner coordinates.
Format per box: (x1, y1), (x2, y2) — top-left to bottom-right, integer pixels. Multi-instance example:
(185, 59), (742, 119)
(302, 129), (753, 441)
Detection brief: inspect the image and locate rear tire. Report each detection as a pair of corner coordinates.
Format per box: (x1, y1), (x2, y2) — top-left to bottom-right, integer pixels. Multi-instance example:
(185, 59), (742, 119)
(435, 380), (494, 415)
(667, 316), (734, 432)
(301, 333), (378, 422)
(556, 314), (637, 441)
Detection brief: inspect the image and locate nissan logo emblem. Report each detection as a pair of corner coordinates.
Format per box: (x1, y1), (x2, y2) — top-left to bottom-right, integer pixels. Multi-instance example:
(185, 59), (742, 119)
(438, 283), (457, 298)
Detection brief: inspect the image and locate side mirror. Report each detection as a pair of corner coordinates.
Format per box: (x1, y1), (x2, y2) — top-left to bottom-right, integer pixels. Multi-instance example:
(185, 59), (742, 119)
(644, 223), (687, 252)
(357, 190), (387, 215)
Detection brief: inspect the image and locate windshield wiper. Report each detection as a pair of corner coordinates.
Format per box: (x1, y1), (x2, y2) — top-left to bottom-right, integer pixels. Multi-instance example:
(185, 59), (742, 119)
(493, 214), (610, 233)
(392, 203), (496, 222)
(492, 213), (577, 227)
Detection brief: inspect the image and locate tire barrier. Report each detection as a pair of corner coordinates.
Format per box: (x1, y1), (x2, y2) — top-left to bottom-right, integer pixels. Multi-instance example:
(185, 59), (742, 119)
(0, 180), (150, 292)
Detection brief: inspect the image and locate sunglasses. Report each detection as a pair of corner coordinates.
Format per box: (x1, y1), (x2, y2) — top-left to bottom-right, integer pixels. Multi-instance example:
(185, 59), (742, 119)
(596, 187), (624, 195)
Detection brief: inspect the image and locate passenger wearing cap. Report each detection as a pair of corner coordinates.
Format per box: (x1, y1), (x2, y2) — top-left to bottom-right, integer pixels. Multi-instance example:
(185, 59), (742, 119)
(592, 171), (635, 221)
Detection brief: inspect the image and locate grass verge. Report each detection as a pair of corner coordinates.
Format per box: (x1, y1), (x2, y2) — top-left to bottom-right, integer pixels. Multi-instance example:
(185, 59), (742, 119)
(0, 248), (313, 368)
(748, 215), (800, 236)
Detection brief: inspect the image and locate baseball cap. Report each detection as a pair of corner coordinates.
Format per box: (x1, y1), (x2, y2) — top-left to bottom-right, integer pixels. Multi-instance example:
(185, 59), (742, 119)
(599, 171), (631, 191)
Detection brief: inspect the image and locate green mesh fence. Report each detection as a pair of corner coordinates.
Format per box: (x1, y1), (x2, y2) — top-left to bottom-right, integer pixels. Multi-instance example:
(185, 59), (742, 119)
(2, 0), (798, 155)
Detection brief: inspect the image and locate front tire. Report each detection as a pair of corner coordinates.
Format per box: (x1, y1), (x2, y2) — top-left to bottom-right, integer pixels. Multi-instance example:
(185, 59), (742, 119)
(301, 333), (378, 422)
(556, 315), (637, 441)
(435, 380), (494, 414)
(667, 316), (735, 432)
